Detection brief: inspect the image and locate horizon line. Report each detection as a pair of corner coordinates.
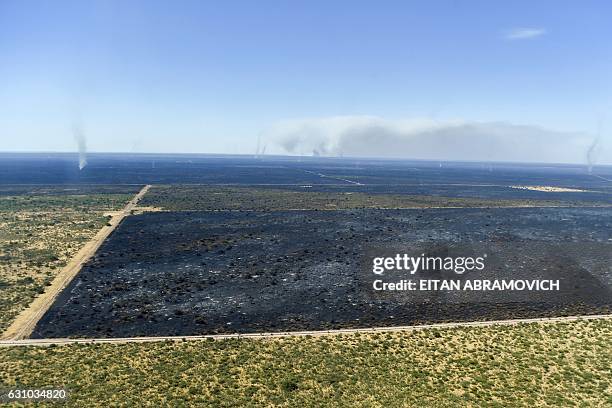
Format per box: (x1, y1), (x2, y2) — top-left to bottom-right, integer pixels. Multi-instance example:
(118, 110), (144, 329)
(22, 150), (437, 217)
(0, 150), (609, 168)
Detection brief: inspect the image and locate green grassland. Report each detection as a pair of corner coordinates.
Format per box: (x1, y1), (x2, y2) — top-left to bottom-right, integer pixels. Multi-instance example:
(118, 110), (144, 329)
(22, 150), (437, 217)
(139, 185), (604, 211)
(1, 319), (610, 407)
(0, 190), (135, 333)
(0, 185), (142, 197)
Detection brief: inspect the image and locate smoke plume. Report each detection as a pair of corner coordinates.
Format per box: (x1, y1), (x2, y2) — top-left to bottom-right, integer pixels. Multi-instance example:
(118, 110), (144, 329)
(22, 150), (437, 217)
(264, 116), (599, 164)
(73, 124), (88, 170)
(586, 121), (604, 173)
(587, 137), (602, 173)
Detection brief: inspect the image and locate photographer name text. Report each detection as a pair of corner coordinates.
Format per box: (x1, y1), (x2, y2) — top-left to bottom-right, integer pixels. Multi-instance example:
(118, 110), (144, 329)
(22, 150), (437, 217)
(373, 279), (560, 291)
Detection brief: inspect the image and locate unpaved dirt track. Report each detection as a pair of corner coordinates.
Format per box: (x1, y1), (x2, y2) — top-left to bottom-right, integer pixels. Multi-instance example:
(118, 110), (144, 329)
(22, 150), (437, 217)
(1, 314), (610, 347)
(1, 185), (151, 341)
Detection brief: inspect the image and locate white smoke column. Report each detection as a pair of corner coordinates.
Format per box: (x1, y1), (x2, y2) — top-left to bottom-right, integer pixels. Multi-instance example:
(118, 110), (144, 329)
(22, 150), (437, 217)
(587, 121), (603, 174)
(255, 134), (261, 157)
(73, 125), (88, 170)
(587, 138), (601, 174)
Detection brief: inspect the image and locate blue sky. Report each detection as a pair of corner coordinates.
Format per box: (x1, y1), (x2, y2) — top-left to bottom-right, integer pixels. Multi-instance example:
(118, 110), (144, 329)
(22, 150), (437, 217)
(1, 0), (611, 163)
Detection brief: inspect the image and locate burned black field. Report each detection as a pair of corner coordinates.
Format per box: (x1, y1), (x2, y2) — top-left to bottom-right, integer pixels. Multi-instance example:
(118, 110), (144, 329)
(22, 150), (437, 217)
(5, 153), (609, 338)
(33, 207), (612, 338)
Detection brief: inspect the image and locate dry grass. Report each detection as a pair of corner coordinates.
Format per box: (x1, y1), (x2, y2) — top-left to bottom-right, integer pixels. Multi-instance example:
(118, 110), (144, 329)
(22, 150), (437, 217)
(0, 193), (133, 332)
(1, 319), (610, 406)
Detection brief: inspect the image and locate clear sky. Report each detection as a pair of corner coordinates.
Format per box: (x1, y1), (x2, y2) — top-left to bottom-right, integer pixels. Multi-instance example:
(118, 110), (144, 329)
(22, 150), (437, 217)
(1, 0), (611, 163)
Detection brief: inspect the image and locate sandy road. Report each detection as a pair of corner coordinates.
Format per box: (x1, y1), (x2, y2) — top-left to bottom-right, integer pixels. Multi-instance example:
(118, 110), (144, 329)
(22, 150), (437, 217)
(1, 314), (610, 347)
(299, 169), (365, 185)
(592, 174), (612, 183)
(1, 185), (152, 341)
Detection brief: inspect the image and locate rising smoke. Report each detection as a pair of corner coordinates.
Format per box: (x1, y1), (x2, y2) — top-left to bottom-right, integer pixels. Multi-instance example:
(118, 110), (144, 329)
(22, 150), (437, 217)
(255, 133), (268, 158)
(586, 121), (603, 173)
(587, 137), (602, 174)
(73, 124), (88, 170)
(264, 116), (602, 164)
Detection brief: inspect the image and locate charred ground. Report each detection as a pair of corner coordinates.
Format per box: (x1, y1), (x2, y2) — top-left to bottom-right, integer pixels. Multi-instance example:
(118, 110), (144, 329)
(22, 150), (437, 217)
(3, 154), (609, 338)
(32, 206), (612, 338)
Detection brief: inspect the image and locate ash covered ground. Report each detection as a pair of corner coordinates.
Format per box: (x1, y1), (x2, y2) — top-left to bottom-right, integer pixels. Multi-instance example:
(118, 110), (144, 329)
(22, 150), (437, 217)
(6, 153), (609, 338)
(33, 207), (612, 338)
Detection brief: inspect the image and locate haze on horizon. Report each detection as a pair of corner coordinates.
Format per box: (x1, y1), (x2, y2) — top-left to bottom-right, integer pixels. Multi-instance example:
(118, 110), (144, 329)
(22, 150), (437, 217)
(0, 0), (611, 165)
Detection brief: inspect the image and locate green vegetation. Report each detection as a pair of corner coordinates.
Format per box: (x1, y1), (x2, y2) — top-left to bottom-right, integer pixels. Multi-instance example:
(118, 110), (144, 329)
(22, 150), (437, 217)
(140, 185), (605, 212)
(1, 319), (610, 406)
(0, 185), (141, 197)
(0, 190), (134, 333)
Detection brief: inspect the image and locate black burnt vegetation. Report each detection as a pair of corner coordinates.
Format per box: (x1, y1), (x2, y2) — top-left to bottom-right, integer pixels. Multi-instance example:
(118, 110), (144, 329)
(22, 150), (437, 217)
(32, 206), (612, 338)
(139, 185), (612, 212)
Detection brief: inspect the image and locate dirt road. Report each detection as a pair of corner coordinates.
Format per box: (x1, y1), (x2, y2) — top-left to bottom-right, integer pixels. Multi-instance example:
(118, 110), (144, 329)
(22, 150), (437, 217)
(1, 314), (609, 347)
(1, 185), (151, 341)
